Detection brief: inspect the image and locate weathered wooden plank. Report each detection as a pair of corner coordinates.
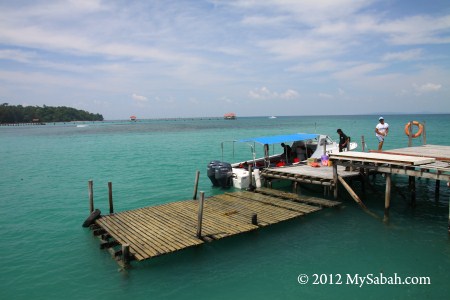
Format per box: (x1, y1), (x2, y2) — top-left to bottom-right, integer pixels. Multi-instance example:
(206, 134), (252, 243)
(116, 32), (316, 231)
(330, 151), (435, 165)
(96, 217), (155, 260)
(92, 188), (336, 263)
(213, 194), (302, 225)
(104, 214), (171, 256)
(228, 191), (321, 214)
(120, 210), (199, 251)
(255, 187), (341, 207)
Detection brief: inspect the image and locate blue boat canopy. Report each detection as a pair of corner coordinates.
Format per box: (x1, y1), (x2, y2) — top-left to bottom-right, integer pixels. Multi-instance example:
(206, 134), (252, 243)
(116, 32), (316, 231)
(239, 133), (319, 145)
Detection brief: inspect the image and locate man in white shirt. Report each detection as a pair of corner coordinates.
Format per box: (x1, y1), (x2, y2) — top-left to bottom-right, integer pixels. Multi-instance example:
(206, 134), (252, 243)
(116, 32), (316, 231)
(375, 117), (389, 151)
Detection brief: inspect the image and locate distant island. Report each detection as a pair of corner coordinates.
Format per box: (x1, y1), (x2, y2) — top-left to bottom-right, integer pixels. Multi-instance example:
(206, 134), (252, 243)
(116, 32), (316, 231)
(0, 103), (104, 123)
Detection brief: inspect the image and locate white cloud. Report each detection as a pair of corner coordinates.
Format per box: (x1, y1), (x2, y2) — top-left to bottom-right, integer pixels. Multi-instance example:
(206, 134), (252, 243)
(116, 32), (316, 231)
(248, 87), (299, 100)
(318, 93), (333, 99)
(1, 0), (449, 118)
(0, 49), (37, 63)
(132, 93), (148, 102)
(380, 15), (450, 45)
(280, 89), (299, 99)
(413, 83), (442, 93)
(381, 49), (423, 61)
(333, 63), (387, 79)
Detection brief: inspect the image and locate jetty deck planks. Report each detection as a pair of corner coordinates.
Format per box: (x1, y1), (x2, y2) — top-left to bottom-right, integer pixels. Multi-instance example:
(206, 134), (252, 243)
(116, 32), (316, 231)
(331, 151), (436, 165)
(93, 190), (338, 263)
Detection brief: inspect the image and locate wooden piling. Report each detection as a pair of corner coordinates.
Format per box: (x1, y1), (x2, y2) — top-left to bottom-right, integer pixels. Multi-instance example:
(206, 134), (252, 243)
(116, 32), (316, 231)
(333, 164), (338, 199)
(193, 170), (200, 200)
(435, 180), (440, 201)
(108, 182), (114, 214)
(88, 180), (94, 213)
(196, 191), (205, 238)
(248, 165), (254, 190)
(422, 121), (427, 145)
(384, 173), (391, 222)
(409, 176), (416, 207)
(122, 244), (130, 265)
(337, 176), (367, 210)
(408, 121), (413, 147)
(251, 213), (258, 225)
(361, 135), (365, 152)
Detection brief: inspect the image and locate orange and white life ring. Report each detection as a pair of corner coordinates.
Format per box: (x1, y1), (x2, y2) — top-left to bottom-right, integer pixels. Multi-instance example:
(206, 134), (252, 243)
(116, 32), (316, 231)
(404, 121), (423, 138)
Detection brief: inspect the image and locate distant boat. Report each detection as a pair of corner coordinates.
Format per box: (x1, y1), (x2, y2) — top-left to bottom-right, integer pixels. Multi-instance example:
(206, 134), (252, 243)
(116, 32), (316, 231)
(130, 115), (137, 121)
(76, 124), (88, 128)
(269, 116), (277, 119)
(224, 113), (236, 120)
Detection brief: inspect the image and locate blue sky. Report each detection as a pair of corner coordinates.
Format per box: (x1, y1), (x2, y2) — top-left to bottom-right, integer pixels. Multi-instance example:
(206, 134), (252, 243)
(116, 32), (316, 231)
(0, 0), (449, 119)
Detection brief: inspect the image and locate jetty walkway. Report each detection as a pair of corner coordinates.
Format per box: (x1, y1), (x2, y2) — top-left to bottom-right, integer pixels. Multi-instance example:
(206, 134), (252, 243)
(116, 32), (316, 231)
(88, 188), (340, 267)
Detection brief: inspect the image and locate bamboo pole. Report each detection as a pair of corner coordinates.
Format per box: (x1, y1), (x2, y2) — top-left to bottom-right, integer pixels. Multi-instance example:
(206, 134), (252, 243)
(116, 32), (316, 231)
(193, 170), (200, 200)
(88, 180), (94, 213)
(108, 182), (114, 214)
(196, 191), (205, 238)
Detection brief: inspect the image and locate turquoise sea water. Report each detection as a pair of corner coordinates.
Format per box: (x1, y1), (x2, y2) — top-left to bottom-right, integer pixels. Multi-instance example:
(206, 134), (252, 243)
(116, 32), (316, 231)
(1, 114), (449, 300)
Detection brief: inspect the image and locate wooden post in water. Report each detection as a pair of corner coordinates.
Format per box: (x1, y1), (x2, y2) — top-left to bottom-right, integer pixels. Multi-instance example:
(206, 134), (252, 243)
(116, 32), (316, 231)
(196, 191), (205, 239)
(361, 135), (365, 152)
(333, 164), (338, 199)
(248, 165), (254, 191)
(193, 170), (200, 200)
(422, 121), (427, 145)
(409, 176), (416, 207)
(338, 176), (367, 210)
(122, 244), (130, 266)
(251, 213), (258, 225)
(435, 180), (440, 201)
(384, 173), (391, 222)
(108, 182), (114, 214)
(88, 180), (94, 213)
(408, 121), (413, 147)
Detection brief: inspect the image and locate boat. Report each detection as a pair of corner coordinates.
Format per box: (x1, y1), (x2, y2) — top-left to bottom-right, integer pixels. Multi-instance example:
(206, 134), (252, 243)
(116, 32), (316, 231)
(130, 115), (137, 121)
(269, 116), (277, 119)
(224, 112), (236, 120)
(207, 133), (357, 189)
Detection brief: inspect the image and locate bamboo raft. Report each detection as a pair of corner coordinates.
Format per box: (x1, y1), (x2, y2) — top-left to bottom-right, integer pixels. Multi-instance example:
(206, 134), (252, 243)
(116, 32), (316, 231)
(89, 188), (340, 266)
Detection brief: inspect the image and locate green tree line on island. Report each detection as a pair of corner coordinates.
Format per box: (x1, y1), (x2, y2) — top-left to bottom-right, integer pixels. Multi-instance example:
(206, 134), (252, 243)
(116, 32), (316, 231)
(0, 103), (104, 123)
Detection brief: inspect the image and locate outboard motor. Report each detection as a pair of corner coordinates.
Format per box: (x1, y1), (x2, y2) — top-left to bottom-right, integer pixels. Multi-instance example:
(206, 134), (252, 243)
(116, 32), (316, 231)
(215, 162), (233, 188)
(207, 160), (221, 186)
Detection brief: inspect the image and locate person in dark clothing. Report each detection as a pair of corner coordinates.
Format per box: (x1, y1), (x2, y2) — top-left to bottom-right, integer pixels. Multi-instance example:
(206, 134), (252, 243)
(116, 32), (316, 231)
(336, 129), (349, 152)
(281, 143), (292, 162)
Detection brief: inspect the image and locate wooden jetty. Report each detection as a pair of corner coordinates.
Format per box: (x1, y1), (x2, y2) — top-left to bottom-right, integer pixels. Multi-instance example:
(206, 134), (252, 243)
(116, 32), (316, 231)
(328, 145), (450, 229)
(260, 163), (361, 197)
(88, 188), (340, 267)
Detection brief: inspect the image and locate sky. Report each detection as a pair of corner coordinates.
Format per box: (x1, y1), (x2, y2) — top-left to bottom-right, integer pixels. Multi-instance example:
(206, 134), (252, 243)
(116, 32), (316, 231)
(0, 0), (449, 119)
